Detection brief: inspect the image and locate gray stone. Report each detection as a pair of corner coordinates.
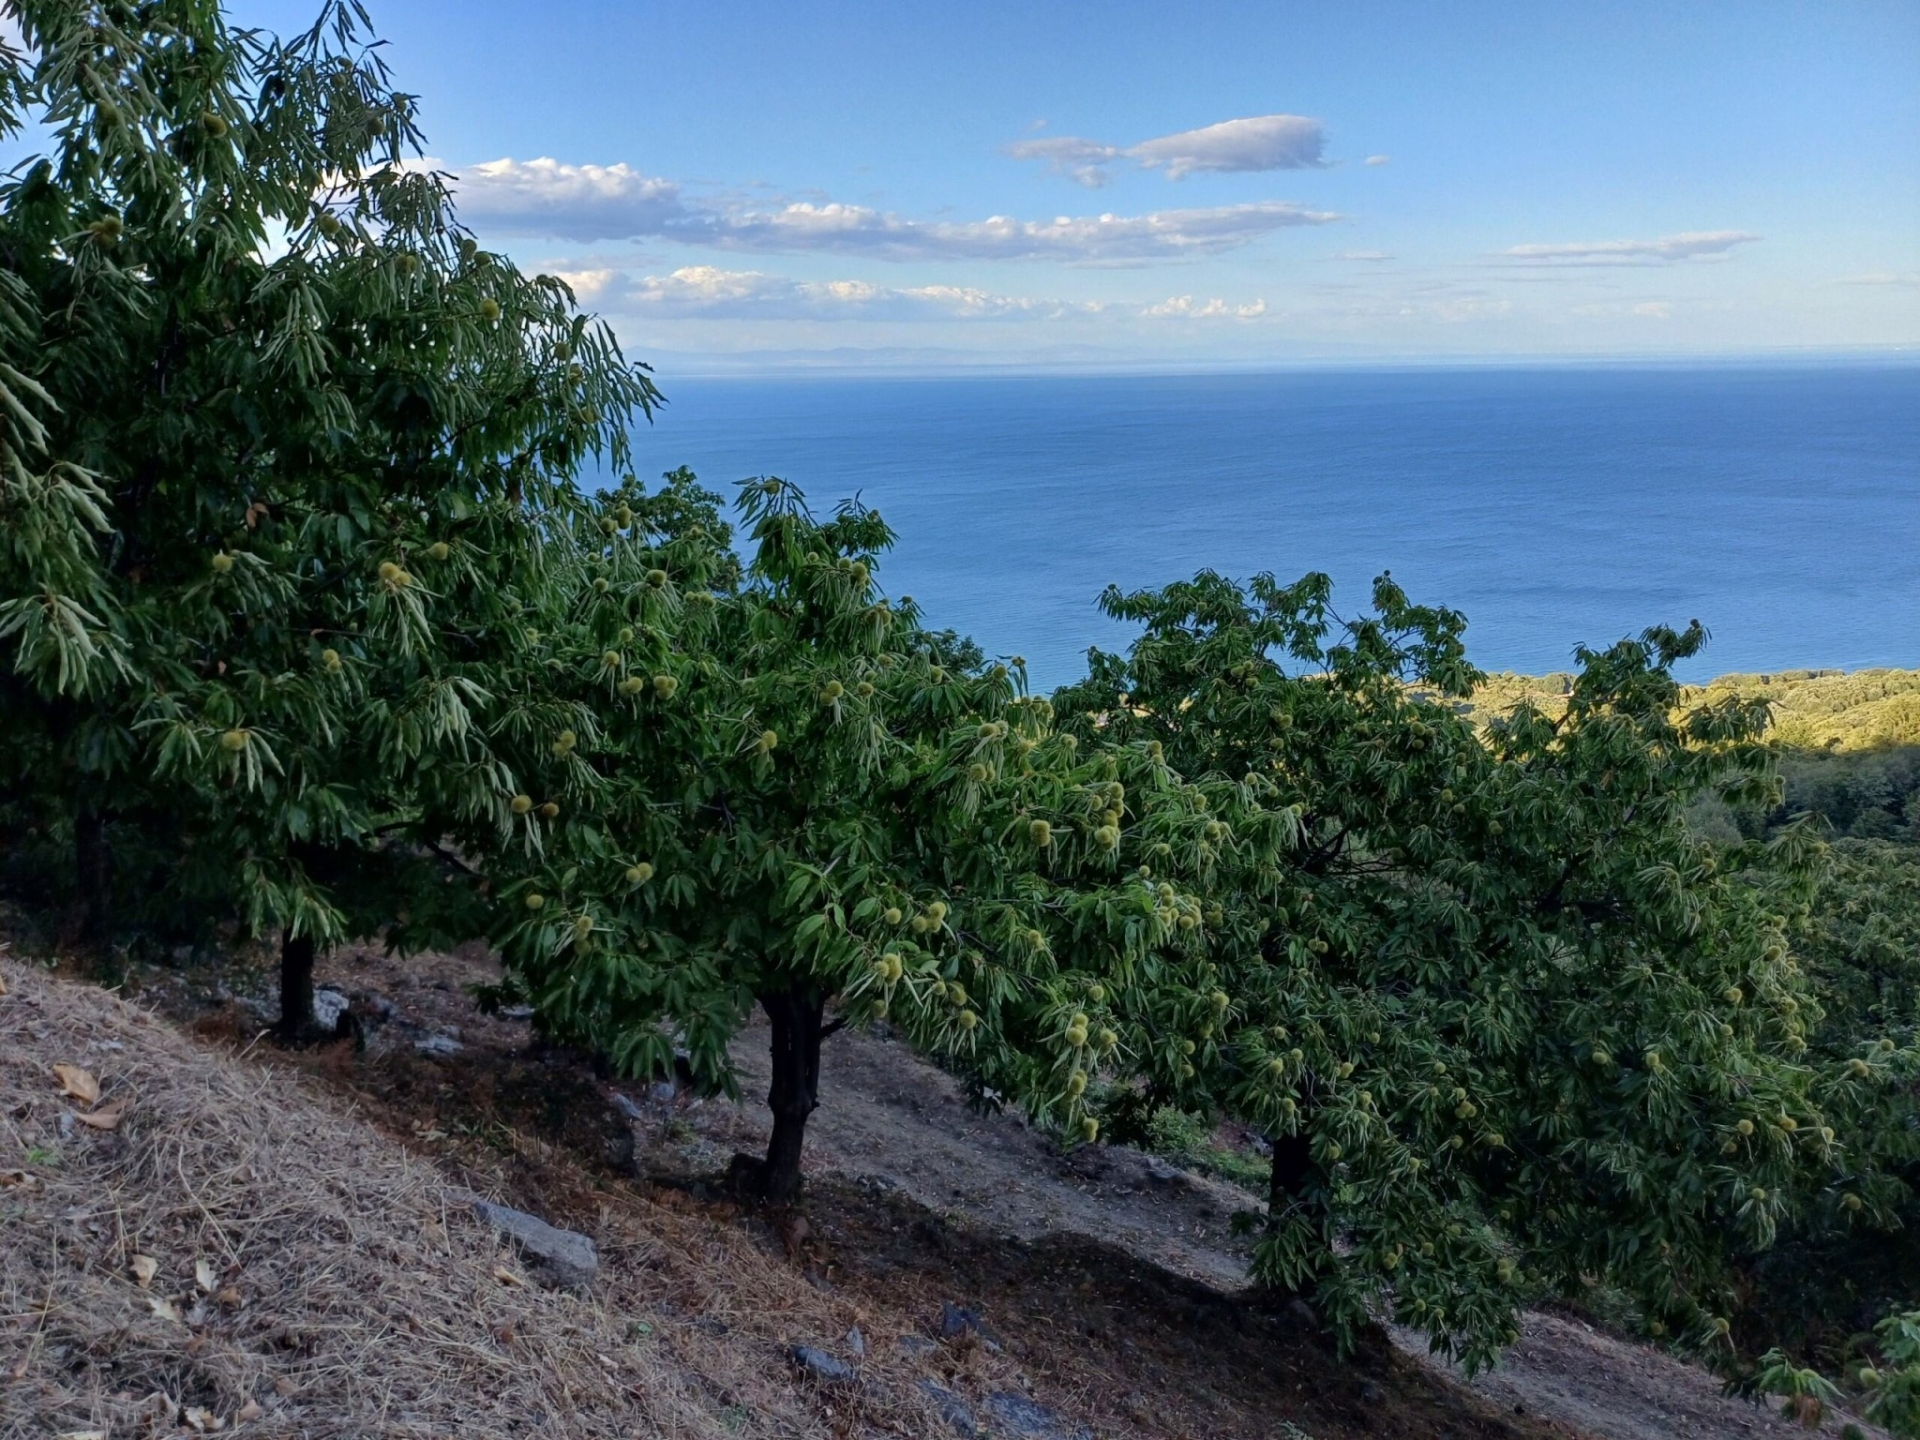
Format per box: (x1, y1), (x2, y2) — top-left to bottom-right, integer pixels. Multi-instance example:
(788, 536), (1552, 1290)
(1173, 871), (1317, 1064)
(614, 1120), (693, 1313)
(415, 1033), (464, 1059)
(313, 988), (350, 1034)
(919, 1380), (978, 1436)
(845, 1325), (866, 1357)
(468, 1199), (598, 1288)
(789, 1345), (856, 1384)
(1143, 1155), (1187, 1184)
(610, 1092), (647, 1123)
(940, 1300), (987, 1339)
(898, 1335), (938, 1358)
(982, 1391), (1090, 1440)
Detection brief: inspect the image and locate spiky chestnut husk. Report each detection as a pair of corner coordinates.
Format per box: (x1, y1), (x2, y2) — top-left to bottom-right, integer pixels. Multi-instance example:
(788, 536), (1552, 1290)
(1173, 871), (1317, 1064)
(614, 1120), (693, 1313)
(625, 862), (655, 884)
(1066, 1071), (1087, 1098)
(968, 763), (990, 783)
(646, 569), (669, 588)
(947, 982), (967, 1006)
(554, 730), (578, 753)
(1097, 1028), (1118, 1052)
(1065, 1024), (1088, 1048)
(200, 111), (228, 137)
(615, 505), (634, 527)
(1079, 1118), (1099, 1143)
(1094, 825), (1119, 849)
(956, 1010), (979, 1031)
(219, 729), (249, 752)
(1736, 1118), (1755, 1135)
(926, 901), (947, 924)
(602, 651), (622, 669)
(619, 676), (645, 696)
(427, 541), (450, 560)
(524, 893), (546, 910)
(572, 915), (594, 943)
(882, 907), (904, 926)
(1086, 983), (1106, 1003)
(510, 794), (534, 815)
(211, 552), (234, 574)
(821, 680), (845, 702)
(321, 649), (342, 672)
(757, 729), (779, 753)
(1029, 820), (1052, 847)
(479, 297), (501, 322)
(539, 802), (561, 820)
(654, 674), (679, 699)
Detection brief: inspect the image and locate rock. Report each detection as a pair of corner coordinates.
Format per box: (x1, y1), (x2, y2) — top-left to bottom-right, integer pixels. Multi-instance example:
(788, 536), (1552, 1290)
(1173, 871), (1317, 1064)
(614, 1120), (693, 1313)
(920, 1380), (979, 1436)
(845, 1325), (866, 1357)
(500, 1004), (535, 1020)
(467, 1199), (598, 1288)
(610, 1092), (647, 1123)
(789, 1345), (856, 1384)
(649, 1079), (678, 1105)
(415, 1033), (463, 1059)
(982, 1391), (1090, 1440)
(1143, 1155), (1187, 1184)
(898, 1335), (939, 1358)
(313, 988), (350, 1034)
(940, 1300), (987, 1339)
(1359, 1379), (1384, 1404)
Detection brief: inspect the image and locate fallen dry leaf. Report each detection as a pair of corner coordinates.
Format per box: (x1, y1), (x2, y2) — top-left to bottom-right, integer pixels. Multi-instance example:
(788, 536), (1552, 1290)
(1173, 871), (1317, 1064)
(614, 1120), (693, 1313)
(0, 1169), (34, 1190)
(131, 1253), (158, 1288)
(271, 1377), (297, 1398)
(237, 1397), (263, 1422)
(52, 1063), (100, 1104)
(54, 1431), (108, 1440)
(184, 1403), (224, 1431)
(149, 1294), (182, 1323)
(215, 1285), (244, 1307)
(492, 1265), (527, 1287)
(0, 972), (9, 995)
(195, 1258), (217, 1292)
(73, 1099), (129, 1130)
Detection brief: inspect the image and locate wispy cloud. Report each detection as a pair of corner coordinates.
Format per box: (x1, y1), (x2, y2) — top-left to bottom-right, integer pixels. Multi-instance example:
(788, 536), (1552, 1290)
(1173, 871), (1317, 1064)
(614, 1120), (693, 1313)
(1333, 249), (1394, 262)
(1828, 271), (1920, 288)
(1143, 295), (1269, 319)
(444, 156), (1339, 261)
(1572, 300), (1674, 319)
(1495, 230), (1760, 267)
(1006, 114), (1327, 187)
(556, 265), (1104, 321)
(1364, 155), (1391, 167)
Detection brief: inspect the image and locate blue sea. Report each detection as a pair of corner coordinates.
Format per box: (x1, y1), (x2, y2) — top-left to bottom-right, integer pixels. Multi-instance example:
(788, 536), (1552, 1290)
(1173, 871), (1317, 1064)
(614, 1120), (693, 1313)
(620, 363), (1920, 691)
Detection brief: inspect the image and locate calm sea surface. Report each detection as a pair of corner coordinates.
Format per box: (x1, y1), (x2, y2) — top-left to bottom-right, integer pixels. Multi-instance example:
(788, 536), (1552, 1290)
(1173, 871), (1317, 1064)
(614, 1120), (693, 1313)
(619, 364), (1920, 690)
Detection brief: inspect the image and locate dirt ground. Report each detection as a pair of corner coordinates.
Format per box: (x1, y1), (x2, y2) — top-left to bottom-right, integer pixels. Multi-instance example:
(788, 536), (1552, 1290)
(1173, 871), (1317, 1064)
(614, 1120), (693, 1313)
(13, 936), (1885, 1440)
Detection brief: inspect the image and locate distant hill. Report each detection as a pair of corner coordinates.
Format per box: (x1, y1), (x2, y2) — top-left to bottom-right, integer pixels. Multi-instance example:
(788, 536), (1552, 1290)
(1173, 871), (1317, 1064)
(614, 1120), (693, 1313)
(1469, 668), (1920, 753)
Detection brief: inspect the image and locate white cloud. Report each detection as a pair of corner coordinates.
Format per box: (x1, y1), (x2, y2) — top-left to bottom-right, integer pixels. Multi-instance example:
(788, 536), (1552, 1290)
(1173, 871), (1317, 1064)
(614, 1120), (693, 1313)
(1001, 136), (1121, 188)
(446, 157), (1339, 261)
(1573, 300), (1674, 319)
(1829, 272), (1920, 287)
(554, 264), (1104, 321)
(449, 157), (685, 242)
(1143, 295), (1269, 320)
(1008, 113), (1326, 185)
(1496, 230), (1760, 267)
(1364, 155), (1391, 167)
(1333, 249), (1394, 262)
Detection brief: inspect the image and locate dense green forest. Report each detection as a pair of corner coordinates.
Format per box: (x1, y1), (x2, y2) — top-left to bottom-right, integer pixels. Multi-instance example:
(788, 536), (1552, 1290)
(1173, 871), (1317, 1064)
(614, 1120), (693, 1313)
(1, 3), (1915, 1434)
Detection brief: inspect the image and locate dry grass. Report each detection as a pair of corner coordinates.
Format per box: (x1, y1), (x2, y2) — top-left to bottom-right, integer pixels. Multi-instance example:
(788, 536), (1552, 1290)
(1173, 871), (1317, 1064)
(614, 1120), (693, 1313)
(0, 955), (966, 1439)
(3, 947), (1586, 1440)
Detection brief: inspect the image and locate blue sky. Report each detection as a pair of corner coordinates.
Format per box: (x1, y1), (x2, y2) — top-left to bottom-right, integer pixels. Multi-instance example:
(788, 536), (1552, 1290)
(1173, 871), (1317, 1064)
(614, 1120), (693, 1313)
(248, 1), (1919, 368)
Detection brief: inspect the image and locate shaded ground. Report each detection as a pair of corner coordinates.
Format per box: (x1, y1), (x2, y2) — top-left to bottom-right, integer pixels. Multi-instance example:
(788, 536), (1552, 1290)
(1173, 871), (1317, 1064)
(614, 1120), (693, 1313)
(12, 935), (1884, 1440)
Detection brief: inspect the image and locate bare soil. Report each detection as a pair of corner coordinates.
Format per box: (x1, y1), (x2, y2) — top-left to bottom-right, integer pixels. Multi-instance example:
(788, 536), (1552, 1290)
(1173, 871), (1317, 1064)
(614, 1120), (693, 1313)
(4, 936), (1884, 1440)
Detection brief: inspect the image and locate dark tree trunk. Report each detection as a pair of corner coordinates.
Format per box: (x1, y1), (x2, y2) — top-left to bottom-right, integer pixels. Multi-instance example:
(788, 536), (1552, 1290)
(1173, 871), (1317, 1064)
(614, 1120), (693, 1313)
(1268, 1129), (1320, 1214)
(74, 807), (113, 952)
(278, 929), (318, 1041)
(758, 982), (826, 1203)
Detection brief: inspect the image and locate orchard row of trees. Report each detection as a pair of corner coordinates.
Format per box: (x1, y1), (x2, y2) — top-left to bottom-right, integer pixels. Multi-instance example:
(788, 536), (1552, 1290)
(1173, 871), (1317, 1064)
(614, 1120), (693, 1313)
(1, 1), (1913, 1425)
